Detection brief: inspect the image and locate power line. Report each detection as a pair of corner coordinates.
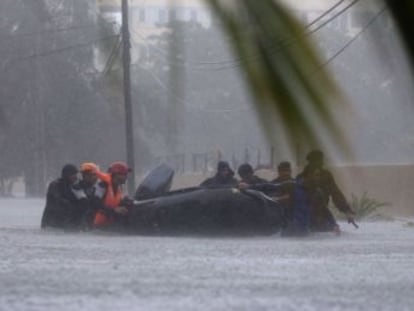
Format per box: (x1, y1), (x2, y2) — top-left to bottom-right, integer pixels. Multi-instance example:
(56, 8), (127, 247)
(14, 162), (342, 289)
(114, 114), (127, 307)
(1, 1), (356, 73)
(208, 0), (361, 71)
(1, 24), (106, 40)
(129, 0), (358, 72)
(129, 0), (347, 68)
(307, 0), (359, 35)
(305, 0), (346, 29)
(3, 0), (117, 39)
(131, 62), (251, 113)
(129, 1), (385, 114)
(0, 2), (121, 61)
(6, 34), (119, 65)
(319, 6), (387, 70)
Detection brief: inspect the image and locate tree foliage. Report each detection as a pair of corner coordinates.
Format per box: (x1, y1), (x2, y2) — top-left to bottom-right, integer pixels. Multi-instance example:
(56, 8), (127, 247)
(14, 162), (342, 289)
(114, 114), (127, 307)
(0, 0), (124, 196)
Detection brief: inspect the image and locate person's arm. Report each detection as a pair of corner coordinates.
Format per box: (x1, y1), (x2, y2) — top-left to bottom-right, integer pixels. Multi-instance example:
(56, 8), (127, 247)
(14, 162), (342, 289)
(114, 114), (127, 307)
(325, 172), (355, 221)
(246, 181), (295, 194)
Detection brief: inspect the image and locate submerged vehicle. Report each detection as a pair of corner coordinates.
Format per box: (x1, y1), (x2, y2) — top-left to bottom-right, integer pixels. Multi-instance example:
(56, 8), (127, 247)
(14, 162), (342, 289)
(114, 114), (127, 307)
(126, 164), (284, 235)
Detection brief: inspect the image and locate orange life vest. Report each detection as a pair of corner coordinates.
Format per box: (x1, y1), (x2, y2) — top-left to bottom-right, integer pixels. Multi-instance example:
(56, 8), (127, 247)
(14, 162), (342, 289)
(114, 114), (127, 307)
(93, 172), (124, 226)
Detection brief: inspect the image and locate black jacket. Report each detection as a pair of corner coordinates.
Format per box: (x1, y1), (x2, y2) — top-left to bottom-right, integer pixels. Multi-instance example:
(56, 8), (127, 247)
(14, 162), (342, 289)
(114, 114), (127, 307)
(297, 166), (353, 214)
(40, 178), (81, 229)
(240, 175), (268, 185)
(200, 174), (238, 188)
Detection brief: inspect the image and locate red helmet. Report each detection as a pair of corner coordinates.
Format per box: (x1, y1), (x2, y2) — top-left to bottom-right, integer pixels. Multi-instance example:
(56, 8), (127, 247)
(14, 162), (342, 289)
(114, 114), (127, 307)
(108, 161), (131, 175)
(80, 162), (99, 174)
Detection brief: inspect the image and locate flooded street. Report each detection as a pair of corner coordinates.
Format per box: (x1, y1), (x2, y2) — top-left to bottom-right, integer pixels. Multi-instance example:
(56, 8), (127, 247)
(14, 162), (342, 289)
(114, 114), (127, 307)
(1, 199), (414, 311)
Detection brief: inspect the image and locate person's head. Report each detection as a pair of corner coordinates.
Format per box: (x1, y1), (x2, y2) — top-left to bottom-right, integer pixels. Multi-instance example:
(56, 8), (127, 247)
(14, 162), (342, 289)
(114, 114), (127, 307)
(238, 163), (254, 180)
(216, 161), (233, 179)
(80, 162), (99, 186)
(306, 150), (324, 169)
(61, 164), (78, 184)
(277, 161), (292, 180)
(108, 161), (131, 185)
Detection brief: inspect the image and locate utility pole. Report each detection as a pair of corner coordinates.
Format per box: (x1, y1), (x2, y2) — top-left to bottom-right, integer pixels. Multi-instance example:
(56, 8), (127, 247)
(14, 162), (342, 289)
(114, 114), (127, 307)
(121, 0), (136, 195)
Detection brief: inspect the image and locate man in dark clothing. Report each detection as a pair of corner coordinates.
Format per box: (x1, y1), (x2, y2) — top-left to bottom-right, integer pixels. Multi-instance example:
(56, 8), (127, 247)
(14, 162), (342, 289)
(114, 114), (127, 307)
(40, 164), (81, 229)
(200, 161), (238, 188)
(237, 163), (267, 188)
(271, 161), (295, 202)
(297, 150), (355, 234)
(72, 162), (107, 229)
(272, 161), (293, 183)
(270, 161), (296, 231)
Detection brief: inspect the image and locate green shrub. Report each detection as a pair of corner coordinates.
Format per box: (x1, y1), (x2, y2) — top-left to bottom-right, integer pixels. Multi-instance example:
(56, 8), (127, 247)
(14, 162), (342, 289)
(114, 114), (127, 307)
(331, 192), (390, 220)
(349, 192), (390, 220)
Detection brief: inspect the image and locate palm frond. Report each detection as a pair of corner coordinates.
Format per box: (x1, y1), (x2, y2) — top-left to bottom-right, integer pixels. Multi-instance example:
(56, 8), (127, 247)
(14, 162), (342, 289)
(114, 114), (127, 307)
(204, 0), (348, 155)
(384, 0), (414, 70)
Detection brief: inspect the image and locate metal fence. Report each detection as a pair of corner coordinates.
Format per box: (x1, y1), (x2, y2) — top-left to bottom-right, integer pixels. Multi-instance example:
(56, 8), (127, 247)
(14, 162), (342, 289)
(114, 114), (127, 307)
(151, 147), (281, 175)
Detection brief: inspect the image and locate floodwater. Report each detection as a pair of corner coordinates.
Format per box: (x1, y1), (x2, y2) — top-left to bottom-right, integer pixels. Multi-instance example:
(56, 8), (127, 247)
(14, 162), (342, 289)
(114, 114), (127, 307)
(1, 198), (414, 311)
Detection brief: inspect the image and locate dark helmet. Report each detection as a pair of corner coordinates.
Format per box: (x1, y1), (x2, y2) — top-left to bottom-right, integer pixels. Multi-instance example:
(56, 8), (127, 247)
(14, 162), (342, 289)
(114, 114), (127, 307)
(216, 161), (234, 176)
(217, 161), (231, 171)
(238, 163), (254, 177)
(306, 150), (324, 164)
(61, 164), (78, 179)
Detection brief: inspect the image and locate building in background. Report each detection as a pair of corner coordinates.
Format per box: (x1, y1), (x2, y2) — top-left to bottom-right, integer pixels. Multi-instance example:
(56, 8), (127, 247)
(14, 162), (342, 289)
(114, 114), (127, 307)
(97, 0), (391, 37)
(97, 0), (211, 29)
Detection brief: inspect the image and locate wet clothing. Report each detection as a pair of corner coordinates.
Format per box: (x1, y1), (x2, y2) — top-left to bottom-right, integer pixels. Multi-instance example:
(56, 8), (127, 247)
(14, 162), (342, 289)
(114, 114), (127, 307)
(93, 173), (128, 227)
(281, 179), (311, 236)
(200, 161), (238, 188)
(240, 175), (267, 186)
(307, 187), (338, 232)
(200, 174), (238, 188)
(272, 176), (293, 184)
(41, 178), (82, 229)
(271, 177), (296, 231)
(298, 166), (352, 214)
(72, 179), (106, 228)
(297, 166), (352, 232)
(271, 177), (295, 199)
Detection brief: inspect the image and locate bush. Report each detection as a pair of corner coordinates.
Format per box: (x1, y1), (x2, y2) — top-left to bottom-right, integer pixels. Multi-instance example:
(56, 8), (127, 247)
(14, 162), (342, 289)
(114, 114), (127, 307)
(331, 192), (390, 220)
(350, 192), (390, 220)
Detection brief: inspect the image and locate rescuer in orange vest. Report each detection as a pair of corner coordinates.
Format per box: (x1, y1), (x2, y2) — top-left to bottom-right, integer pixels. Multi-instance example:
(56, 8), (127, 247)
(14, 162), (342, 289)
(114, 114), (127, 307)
(72, 162), (105, 229)
(93, 161), (132, 228)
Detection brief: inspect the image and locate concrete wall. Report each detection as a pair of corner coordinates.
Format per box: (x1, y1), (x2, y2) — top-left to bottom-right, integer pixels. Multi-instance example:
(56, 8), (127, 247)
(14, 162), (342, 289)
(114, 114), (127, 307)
(170, 164), (414, 217)
(11, 164), (413, 216)
(327, 165), (414, 217)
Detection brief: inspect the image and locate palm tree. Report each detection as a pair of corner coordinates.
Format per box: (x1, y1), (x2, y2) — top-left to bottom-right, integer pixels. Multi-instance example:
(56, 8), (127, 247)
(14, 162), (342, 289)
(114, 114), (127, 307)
(385, 0), (414, 67)
(199, 0), (413, 156)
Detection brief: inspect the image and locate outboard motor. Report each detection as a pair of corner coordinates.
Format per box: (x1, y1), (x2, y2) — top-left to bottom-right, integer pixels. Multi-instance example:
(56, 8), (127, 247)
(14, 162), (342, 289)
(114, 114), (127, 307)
(135, 164), (174, 200)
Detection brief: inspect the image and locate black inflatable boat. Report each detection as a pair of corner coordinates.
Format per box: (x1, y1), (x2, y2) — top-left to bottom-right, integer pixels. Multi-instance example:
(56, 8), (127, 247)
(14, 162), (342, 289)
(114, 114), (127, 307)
(126, 164), (284, 235)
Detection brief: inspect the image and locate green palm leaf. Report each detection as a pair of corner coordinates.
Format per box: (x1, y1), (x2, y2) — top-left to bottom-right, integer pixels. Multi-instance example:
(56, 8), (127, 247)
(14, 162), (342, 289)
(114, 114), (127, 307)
(204, 0), (347, 154)
(385, 0), (414, 70)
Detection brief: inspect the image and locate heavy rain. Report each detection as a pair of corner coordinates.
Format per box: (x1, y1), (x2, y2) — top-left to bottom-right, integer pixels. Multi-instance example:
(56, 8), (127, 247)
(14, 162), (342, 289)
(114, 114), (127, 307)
(1, 0), (414, 310)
